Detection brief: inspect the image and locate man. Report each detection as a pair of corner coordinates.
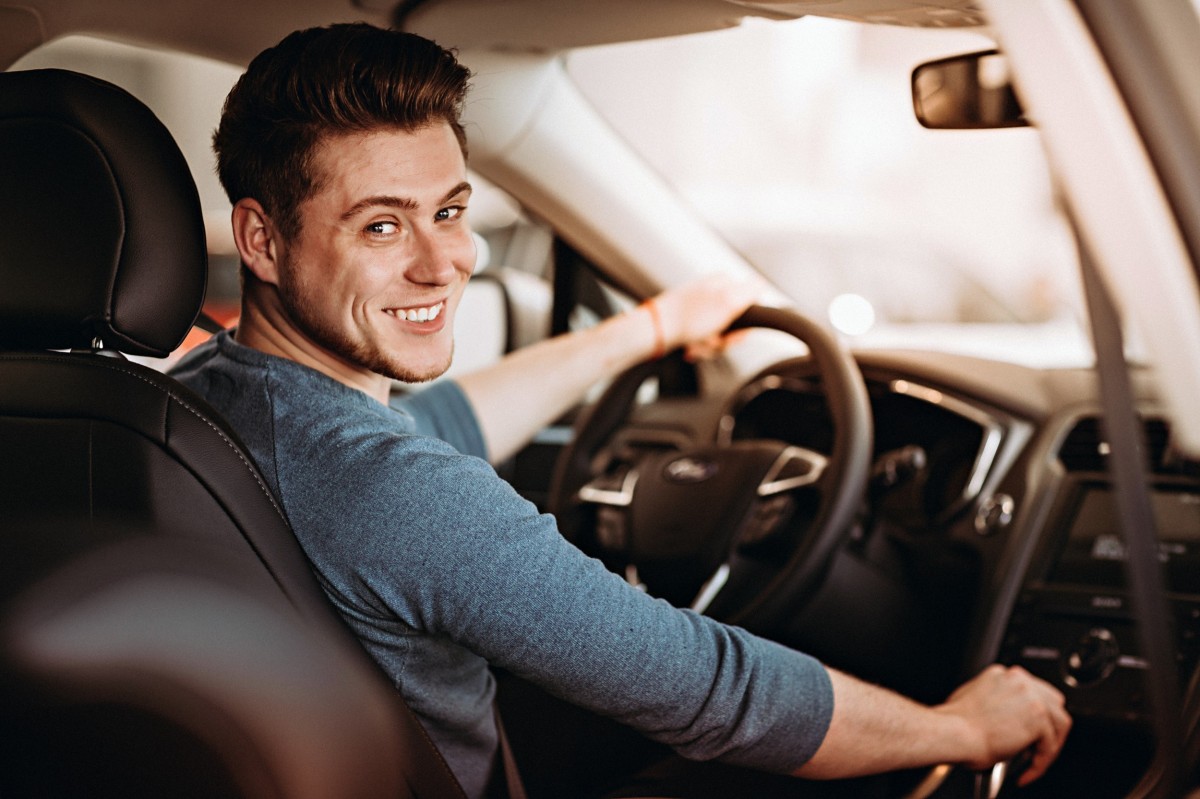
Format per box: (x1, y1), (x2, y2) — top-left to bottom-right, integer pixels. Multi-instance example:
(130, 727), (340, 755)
(172, 23), (1070, 799)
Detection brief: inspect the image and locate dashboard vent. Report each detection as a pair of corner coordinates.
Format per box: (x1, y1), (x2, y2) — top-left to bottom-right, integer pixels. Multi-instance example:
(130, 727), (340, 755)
(1059, 416), (1173, 472)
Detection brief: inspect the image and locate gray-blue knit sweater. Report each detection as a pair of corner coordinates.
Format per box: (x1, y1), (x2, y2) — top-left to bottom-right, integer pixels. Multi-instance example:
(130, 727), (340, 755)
(171, 331), (832, 798)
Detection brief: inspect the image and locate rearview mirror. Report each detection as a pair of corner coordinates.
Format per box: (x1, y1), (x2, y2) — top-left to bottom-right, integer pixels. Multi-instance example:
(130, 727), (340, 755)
(911, 50), (1028, 129)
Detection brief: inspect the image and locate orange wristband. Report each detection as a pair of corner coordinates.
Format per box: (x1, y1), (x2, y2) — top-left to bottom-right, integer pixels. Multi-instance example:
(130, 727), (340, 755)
(641, 298), (665, 359)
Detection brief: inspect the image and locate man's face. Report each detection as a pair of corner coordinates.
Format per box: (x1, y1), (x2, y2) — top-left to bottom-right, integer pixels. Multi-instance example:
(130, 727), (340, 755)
(274, 123), (475, 384)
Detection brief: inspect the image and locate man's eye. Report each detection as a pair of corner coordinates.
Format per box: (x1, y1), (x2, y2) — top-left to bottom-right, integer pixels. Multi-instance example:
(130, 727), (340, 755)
(435, 205), (465, 222)
(366, 221), (399, 235)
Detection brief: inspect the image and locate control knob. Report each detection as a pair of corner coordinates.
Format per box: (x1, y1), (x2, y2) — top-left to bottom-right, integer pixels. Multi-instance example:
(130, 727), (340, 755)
(1062, 627), (1120, 687)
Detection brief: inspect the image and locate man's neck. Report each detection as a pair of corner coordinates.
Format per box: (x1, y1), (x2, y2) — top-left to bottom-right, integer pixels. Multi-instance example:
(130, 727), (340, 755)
(235, 295), (392, 405)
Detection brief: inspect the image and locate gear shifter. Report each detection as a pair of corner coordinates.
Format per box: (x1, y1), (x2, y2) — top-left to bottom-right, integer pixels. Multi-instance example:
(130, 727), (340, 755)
(977, 760), (1007, 799)
(976, 747), (1034, 799)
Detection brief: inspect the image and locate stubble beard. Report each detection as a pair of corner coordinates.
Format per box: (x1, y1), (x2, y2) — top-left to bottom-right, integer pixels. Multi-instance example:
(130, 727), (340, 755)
(276, 262), (454, 385)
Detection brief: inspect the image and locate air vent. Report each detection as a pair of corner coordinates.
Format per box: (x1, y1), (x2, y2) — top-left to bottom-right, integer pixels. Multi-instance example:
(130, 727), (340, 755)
(1058, 416), (1173, 472)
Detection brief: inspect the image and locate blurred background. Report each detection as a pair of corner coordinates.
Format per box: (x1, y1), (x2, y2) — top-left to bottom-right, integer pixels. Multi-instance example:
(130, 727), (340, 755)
(567, 17), (1086, 363)
(15, 15), (1090, 366)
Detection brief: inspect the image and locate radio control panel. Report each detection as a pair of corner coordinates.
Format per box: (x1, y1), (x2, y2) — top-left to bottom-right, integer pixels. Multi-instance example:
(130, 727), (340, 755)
(999, 586), (1200, 722)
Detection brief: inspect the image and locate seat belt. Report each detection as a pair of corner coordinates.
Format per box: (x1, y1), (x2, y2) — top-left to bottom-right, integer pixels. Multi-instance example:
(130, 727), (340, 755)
(1079, 234), (1183, 797)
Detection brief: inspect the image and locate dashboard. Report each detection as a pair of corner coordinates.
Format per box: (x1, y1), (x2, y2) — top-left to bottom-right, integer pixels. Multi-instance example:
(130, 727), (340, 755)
(719, 363), (1005, 534)
(562, 346), (1200, 797)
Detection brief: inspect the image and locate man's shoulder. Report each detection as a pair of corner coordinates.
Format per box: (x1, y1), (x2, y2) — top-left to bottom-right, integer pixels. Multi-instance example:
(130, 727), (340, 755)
(168, 333), (493, 510)
(169, 334), (220, 380)
(169, 331), (396, 462)
(171, 332), (381, 424)
(170, 330), (264, 394)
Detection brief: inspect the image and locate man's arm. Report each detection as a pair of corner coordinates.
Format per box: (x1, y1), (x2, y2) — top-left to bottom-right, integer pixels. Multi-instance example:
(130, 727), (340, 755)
(456, 274), (763, 463)
(796, 664), (1071, 786)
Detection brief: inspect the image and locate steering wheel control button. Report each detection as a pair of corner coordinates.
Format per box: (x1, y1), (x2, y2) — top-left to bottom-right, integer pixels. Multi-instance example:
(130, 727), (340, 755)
(1062, 627), (1120, 687)
(737, 495), (795, 546)
(595, 507), (629, 552)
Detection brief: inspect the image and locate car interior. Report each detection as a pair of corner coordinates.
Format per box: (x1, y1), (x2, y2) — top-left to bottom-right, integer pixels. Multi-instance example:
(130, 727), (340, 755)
(3, 2), (1200, 799)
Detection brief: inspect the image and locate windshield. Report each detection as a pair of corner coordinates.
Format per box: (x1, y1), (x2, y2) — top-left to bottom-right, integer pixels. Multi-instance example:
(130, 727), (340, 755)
(566, 17), (1090, 367)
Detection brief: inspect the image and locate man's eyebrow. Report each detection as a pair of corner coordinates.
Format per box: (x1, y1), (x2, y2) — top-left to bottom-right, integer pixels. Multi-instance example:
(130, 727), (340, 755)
(440, 181), (473, 205)
(340, 181), (473, 221)
(340, 195), (416, 220)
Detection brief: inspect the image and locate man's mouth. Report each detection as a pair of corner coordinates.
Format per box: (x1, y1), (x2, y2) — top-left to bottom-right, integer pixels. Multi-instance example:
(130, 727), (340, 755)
(384, 301), (445, 323)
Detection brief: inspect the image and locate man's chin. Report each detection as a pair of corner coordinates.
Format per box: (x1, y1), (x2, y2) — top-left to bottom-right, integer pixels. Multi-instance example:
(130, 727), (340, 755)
(377, 354), (454, 385)
(391, 369), (443, 385)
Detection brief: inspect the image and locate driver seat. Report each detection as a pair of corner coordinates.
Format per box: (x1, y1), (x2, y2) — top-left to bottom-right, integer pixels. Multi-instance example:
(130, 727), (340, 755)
(0, 68), (465, 798)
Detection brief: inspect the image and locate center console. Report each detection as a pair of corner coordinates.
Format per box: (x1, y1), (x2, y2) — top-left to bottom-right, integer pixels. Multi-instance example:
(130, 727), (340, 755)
(980, 469), (1200, 796)
(999, 478), (1200, 724)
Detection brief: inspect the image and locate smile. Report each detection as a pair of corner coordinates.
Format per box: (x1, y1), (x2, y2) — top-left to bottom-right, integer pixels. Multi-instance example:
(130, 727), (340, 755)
(384, 302), (444, 323)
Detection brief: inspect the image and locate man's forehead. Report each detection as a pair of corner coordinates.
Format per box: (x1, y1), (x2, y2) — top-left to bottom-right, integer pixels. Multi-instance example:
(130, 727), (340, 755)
(308, 124), (467, 210)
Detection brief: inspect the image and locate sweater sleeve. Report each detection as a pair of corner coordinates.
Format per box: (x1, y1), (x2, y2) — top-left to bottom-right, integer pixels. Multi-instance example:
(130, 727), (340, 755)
(391, 381), (488, 460)
(305, 430), (834, 773)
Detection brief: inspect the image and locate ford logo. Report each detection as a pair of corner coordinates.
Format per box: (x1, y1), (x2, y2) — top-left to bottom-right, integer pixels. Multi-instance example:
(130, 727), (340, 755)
(663, 456), (718, 484)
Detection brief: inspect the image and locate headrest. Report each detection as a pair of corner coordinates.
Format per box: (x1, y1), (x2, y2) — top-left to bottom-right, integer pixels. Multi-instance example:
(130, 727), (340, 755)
(0, 69), (207, 357)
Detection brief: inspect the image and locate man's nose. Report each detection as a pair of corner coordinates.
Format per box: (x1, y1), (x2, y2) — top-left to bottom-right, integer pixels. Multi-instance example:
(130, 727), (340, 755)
(405, 228), (461, 286)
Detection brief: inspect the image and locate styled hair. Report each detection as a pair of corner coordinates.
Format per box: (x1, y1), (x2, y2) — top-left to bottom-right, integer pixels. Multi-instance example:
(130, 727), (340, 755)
(213, 23), (471, 240)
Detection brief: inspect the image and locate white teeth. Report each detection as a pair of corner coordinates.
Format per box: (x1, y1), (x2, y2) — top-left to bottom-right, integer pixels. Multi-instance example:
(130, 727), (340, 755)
(389, 302), (443, 322)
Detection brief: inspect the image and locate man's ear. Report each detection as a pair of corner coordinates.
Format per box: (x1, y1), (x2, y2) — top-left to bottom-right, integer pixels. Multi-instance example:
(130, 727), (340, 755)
(231, 198), (282, 286)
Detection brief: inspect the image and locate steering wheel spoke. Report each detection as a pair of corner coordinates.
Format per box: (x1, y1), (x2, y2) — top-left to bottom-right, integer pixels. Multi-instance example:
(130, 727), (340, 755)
(757, 445), (828, 497)
(578, 467), (638, 507)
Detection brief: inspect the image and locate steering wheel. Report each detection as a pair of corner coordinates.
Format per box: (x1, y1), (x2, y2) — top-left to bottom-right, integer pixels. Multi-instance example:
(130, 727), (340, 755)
(549, 305), (873, 634)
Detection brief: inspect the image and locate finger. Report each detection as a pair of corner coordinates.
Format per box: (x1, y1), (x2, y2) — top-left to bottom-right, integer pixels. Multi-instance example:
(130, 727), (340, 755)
(1030, 676), (1072, 745)
(1018, 740), (1057, 786)
(684, 330), (751, 362)
(723, 329), (752, 348)
(1016, 719), (1059, 785)
(683, 335), (723, 362)
(1050, 701), (1072, 752)
(1018, 695), (1072, 786)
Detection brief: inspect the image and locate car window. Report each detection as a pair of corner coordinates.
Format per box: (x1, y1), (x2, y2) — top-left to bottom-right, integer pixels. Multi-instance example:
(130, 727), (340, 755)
(566, 17), (1091, 367)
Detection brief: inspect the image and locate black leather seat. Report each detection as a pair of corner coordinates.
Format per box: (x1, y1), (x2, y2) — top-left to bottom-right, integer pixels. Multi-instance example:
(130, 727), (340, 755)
(0, 68), (465, 798)
(0, 538), (413, 799)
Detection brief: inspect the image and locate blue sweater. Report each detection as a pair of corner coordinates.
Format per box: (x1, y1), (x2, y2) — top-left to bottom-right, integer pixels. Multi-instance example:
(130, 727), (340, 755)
(171, 331), (832, 798)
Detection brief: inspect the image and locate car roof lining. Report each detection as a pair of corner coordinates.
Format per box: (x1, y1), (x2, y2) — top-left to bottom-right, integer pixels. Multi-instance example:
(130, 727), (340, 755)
(1, 0), (986, 70)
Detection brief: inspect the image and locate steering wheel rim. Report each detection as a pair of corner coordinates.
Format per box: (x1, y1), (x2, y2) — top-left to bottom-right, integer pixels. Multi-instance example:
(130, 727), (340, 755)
(548, 305), (873, 634)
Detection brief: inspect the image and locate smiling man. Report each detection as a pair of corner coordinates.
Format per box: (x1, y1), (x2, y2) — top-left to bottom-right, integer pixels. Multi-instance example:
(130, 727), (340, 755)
(171, 23), (1069, 799)
(231, 124), (474, 394)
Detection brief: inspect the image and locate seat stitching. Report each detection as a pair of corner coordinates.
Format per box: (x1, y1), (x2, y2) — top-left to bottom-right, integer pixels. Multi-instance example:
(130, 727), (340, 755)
(1, 354), (289, 523)
(1, 355), (468, 795)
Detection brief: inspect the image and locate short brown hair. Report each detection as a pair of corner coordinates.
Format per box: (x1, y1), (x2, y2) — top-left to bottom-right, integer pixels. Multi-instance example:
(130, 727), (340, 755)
(213, 23), (471, 240)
